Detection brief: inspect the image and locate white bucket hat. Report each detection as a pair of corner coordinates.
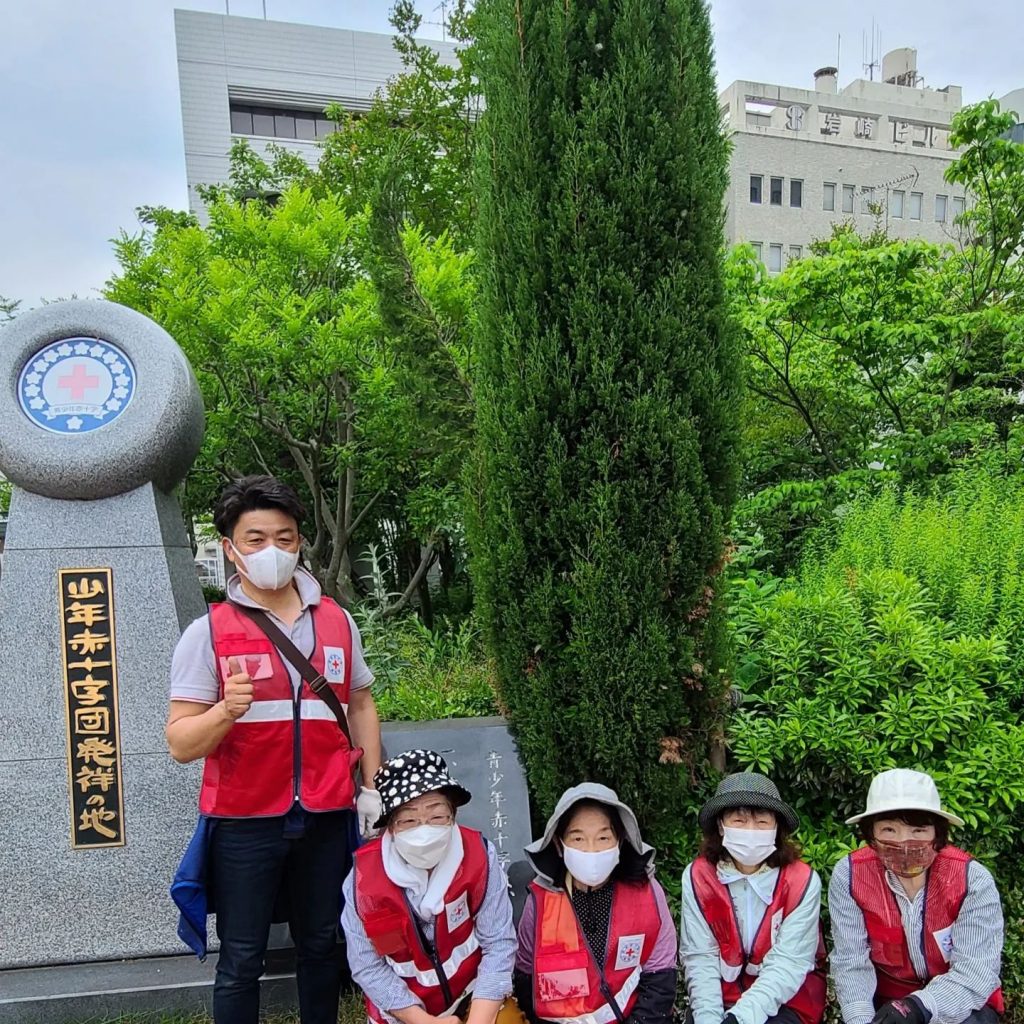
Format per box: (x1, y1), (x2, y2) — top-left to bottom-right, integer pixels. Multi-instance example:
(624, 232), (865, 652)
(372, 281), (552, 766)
(845, 768), (964, 826)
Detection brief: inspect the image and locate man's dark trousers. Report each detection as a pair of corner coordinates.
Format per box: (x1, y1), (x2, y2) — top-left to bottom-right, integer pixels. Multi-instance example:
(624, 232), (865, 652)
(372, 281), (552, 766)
(210, 810), (353, 1024)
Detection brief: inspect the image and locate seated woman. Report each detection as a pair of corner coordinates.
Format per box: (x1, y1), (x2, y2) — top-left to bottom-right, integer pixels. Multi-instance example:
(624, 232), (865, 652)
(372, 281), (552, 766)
(680, 773), (826, 1024)
(341, 749), (519, 1024)
(514, 782), (677, 1024)
(830, 769), (1004, 1024)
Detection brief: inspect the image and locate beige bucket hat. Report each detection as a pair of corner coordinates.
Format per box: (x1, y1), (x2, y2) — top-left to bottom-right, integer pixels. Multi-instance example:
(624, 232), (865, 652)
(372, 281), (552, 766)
(845, 768), (965, 826)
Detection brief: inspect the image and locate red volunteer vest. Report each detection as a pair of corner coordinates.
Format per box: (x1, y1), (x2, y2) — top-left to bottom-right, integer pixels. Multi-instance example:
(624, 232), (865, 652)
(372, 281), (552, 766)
(199, 597), (358, 817)
(355, 826), (489, 1024)
(849, 845), (1004, 1014)
(690, 857), (827, 1024)
(531, 879), (662, 1024)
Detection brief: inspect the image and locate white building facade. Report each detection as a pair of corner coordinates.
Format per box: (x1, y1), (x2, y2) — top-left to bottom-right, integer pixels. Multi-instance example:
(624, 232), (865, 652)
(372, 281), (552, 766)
(720, 48), (976, 270)
(174, 9), (457, 214)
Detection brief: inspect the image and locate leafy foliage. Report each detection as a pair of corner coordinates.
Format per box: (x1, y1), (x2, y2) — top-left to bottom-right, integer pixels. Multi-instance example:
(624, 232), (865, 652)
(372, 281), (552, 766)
(729, 470), (1024, 876)
(470, 0), (740, 838)
(731, 100), (1024, 571)
(364, 614), (499, 722)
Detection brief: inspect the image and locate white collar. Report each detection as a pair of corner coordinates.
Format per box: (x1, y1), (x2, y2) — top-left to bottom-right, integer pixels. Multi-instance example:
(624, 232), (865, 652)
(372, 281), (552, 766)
(717, 860), (779, 905)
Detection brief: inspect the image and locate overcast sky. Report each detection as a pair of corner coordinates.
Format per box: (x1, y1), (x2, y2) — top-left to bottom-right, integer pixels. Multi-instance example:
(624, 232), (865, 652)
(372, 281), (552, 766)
(1, 0), (1019, 308)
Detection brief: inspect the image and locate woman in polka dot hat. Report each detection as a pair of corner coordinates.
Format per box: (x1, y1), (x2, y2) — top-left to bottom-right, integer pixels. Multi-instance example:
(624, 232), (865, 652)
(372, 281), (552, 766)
(341, 749), (524, 1024)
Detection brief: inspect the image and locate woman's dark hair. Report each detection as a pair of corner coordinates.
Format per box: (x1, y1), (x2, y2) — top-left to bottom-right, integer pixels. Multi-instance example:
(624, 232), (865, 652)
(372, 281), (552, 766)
(213, 475), (307, 539)
(555, 799), (651, 884)
(858, 810), (949, 850)
(699, 806), (802, 868)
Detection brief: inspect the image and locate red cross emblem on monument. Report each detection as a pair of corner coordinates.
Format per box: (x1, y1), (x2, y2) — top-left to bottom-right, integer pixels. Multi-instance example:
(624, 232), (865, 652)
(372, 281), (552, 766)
(57, 363), (100, 400)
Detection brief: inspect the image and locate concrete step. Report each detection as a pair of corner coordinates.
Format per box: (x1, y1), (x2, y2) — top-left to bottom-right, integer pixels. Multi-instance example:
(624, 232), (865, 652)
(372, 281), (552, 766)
(0, 953), (299, 1024)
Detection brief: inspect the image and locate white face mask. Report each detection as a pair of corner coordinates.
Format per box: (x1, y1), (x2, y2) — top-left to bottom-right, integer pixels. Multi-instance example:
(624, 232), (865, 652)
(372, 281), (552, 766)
(393, 824), (454, 870)
(563, 845), (620, 888)
(231, 542), (300, 591)
(722, 825), (777, 867)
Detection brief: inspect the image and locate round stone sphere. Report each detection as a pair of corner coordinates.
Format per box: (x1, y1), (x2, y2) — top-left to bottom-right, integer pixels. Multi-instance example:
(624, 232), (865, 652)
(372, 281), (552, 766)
(0, 299), (205, 500)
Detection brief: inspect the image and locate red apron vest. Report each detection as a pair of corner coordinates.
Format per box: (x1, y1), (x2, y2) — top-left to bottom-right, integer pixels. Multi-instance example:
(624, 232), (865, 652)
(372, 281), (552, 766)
(354, 826), (489, 1023)
(531, 879), (662, 1024)
(199, 596), (357, 817)
(689, 857), (827, 1024)
(848, 845), (1003, 1014)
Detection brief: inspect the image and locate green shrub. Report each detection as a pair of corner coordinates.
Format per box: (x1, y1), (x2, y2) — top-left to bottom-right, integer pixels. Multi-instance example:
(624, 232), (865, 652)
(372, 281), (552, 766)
(469, 0), (739, 840)
(355, 612), (499, 722)
(725, 469), (1024, 1017)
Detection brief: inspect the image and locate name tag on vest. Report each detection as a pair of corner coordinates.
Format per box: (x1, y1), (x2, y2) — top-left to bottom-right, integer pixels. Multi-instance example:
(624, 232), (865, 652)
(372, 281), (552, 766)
(446, 891), (470, 931)
(219, 653), (273, 681)
(615, 934), (645, 971)
(932, 925), (954, 963)
(324, 646), (346, 683)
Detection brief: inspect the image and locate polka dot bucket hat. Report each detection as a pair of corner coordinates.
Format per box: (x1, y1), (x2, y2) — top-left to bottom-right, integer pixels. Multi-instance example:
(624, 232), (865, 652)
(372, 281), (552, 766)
(372, 748), (472, 829)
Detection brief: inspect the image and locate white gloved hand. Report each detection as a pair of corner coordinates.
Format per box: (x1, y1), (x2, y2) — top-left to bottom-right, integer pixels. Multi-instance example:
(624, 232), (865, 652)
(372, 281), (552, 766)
(357, 786), (384, 838)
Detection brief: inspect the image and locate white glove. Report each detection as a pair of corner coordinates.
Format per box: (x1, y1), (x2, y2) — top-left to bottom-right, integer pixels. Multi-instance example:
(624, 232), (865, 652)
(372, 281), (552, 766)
(357, 786), (384, 838)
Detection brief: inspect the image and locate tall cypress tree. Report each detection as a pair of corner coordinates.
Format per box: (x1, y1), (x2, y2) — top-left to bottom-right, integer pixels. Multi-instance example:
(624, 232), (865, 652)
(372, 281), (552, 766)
(470, 0), (739, 834)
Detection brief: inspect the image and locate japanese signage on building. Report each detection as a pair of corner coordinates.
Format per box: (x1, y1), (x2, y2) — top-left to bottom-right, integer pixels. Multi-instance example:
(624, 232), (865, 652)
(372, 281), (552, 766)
(58, 568), (126, 848)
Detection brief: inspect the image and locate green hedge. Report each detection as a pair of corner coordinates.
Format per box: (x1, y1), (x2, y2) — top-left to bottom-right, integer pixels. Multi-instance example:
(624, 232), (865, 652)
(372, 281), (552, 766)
(726, 468), (1024, 1018)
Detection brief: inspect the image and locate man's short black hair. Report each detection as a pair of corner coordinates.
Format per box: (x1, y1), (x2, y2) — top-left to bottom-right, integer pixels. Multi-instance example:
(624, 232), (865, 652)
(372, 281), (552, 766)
(213, 475), (306, 539)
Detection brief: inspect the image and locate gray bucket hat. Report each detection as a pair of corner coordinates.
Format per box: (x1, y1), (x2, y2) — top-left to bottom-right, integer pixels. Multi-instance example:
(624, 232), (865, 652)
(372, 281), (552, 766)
(698, 772), (798, 833)
(525, 782), (654, 887)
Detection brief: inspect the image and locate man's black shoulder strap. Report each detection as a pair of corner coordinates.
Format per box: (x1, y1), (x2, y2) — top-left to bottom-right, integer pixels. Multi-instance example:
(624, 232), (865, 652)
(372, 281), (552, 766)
(233, 603), (353, 747)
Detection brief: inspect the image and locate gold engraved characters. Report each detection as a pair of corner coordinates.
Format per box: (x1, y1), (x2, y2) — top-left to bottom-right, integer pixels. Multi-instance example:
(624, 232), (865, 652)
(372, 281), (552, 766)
(59, 569), (125, 848)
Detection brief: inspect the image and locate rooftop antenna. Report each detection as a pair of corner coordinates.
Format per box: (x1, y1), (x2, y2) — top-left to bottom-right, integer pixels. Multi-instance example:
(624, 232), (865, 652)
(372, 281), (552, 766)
(837, 33), (841, 82)
(426, 0), (450, 40)
(862, 19), (882, 81)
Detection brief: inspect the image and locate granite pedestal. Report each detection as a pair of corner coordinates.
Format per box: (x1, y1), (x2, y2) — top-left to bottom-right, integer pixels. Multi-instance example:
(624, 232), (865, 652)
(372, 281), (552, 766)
(0, 300), (207, 969)
(0, 485), (207, 967)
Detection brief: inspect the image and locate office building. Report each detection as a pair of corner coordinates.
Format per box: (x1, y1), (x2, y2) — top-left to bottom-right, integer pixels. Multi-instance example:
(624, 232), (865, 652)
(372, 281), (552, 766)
(174, 9), (458, 215)
(720, 47), (1022, 270)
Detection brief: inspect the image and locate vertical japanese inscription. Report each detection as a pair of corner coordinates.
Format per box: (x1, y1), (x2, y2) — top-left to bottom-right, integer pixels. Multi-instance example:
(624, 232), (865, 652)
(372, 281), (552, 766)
(58, 568), (126, 848)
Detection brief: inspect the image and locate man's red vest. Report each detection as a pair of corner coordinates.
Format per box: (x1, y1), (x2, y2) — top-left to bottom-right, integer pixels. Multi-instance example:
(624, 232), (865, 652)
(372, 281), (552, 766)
(689, 857), (827, 1024)
(200, 597), (358, 817)
(354, 826), (489, 1023)
(531, 878), (662, 1024)
(849, 845), (1004, 1013)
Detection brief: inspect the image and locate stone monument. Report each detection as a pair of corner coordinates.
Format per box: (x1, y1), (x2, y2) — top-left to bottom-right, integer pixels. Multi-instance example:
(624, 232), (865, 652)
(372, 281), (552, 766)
(0, 299), (207, 967)
(0, 299), (535, 1020)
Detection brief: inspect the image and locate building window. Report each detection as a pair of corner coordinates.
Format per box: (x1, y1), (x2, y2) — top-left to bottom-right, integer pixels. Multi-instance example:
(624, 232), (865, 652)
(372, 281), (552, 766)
(790, 179), (803, 208)
(909, 192), (923, 220)
(230, 108), (253, 134)
(751, 242), (763, 261)
(823, 182), (836, 211)
(229, 101), (344, 140)
(952, 196), (966, 218)
(770, 177), (784, 205)
(860, 188), (876, 214)
(768, 244), (783, 273)
(842, 184), (855, 213)
(891, 190), (905, 218)
(750, 175), (763, 204)
(935, 194), (948, 223)
(789, 245), (802, 261)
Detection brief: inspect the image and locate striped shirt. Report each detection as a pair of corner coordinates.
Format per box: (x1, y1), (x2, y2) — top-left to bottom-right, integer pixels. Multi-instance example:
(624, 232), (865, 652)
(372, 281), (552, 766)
(341, 839), (516, 1022)
(828, 853), (1003, 1024)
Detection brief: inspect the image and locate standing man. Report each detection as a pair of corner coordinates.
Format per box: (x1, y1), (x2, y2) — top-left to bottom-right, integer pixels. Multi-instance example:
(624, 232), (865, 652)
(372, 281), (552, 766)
(167, 475), (383, 1024)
